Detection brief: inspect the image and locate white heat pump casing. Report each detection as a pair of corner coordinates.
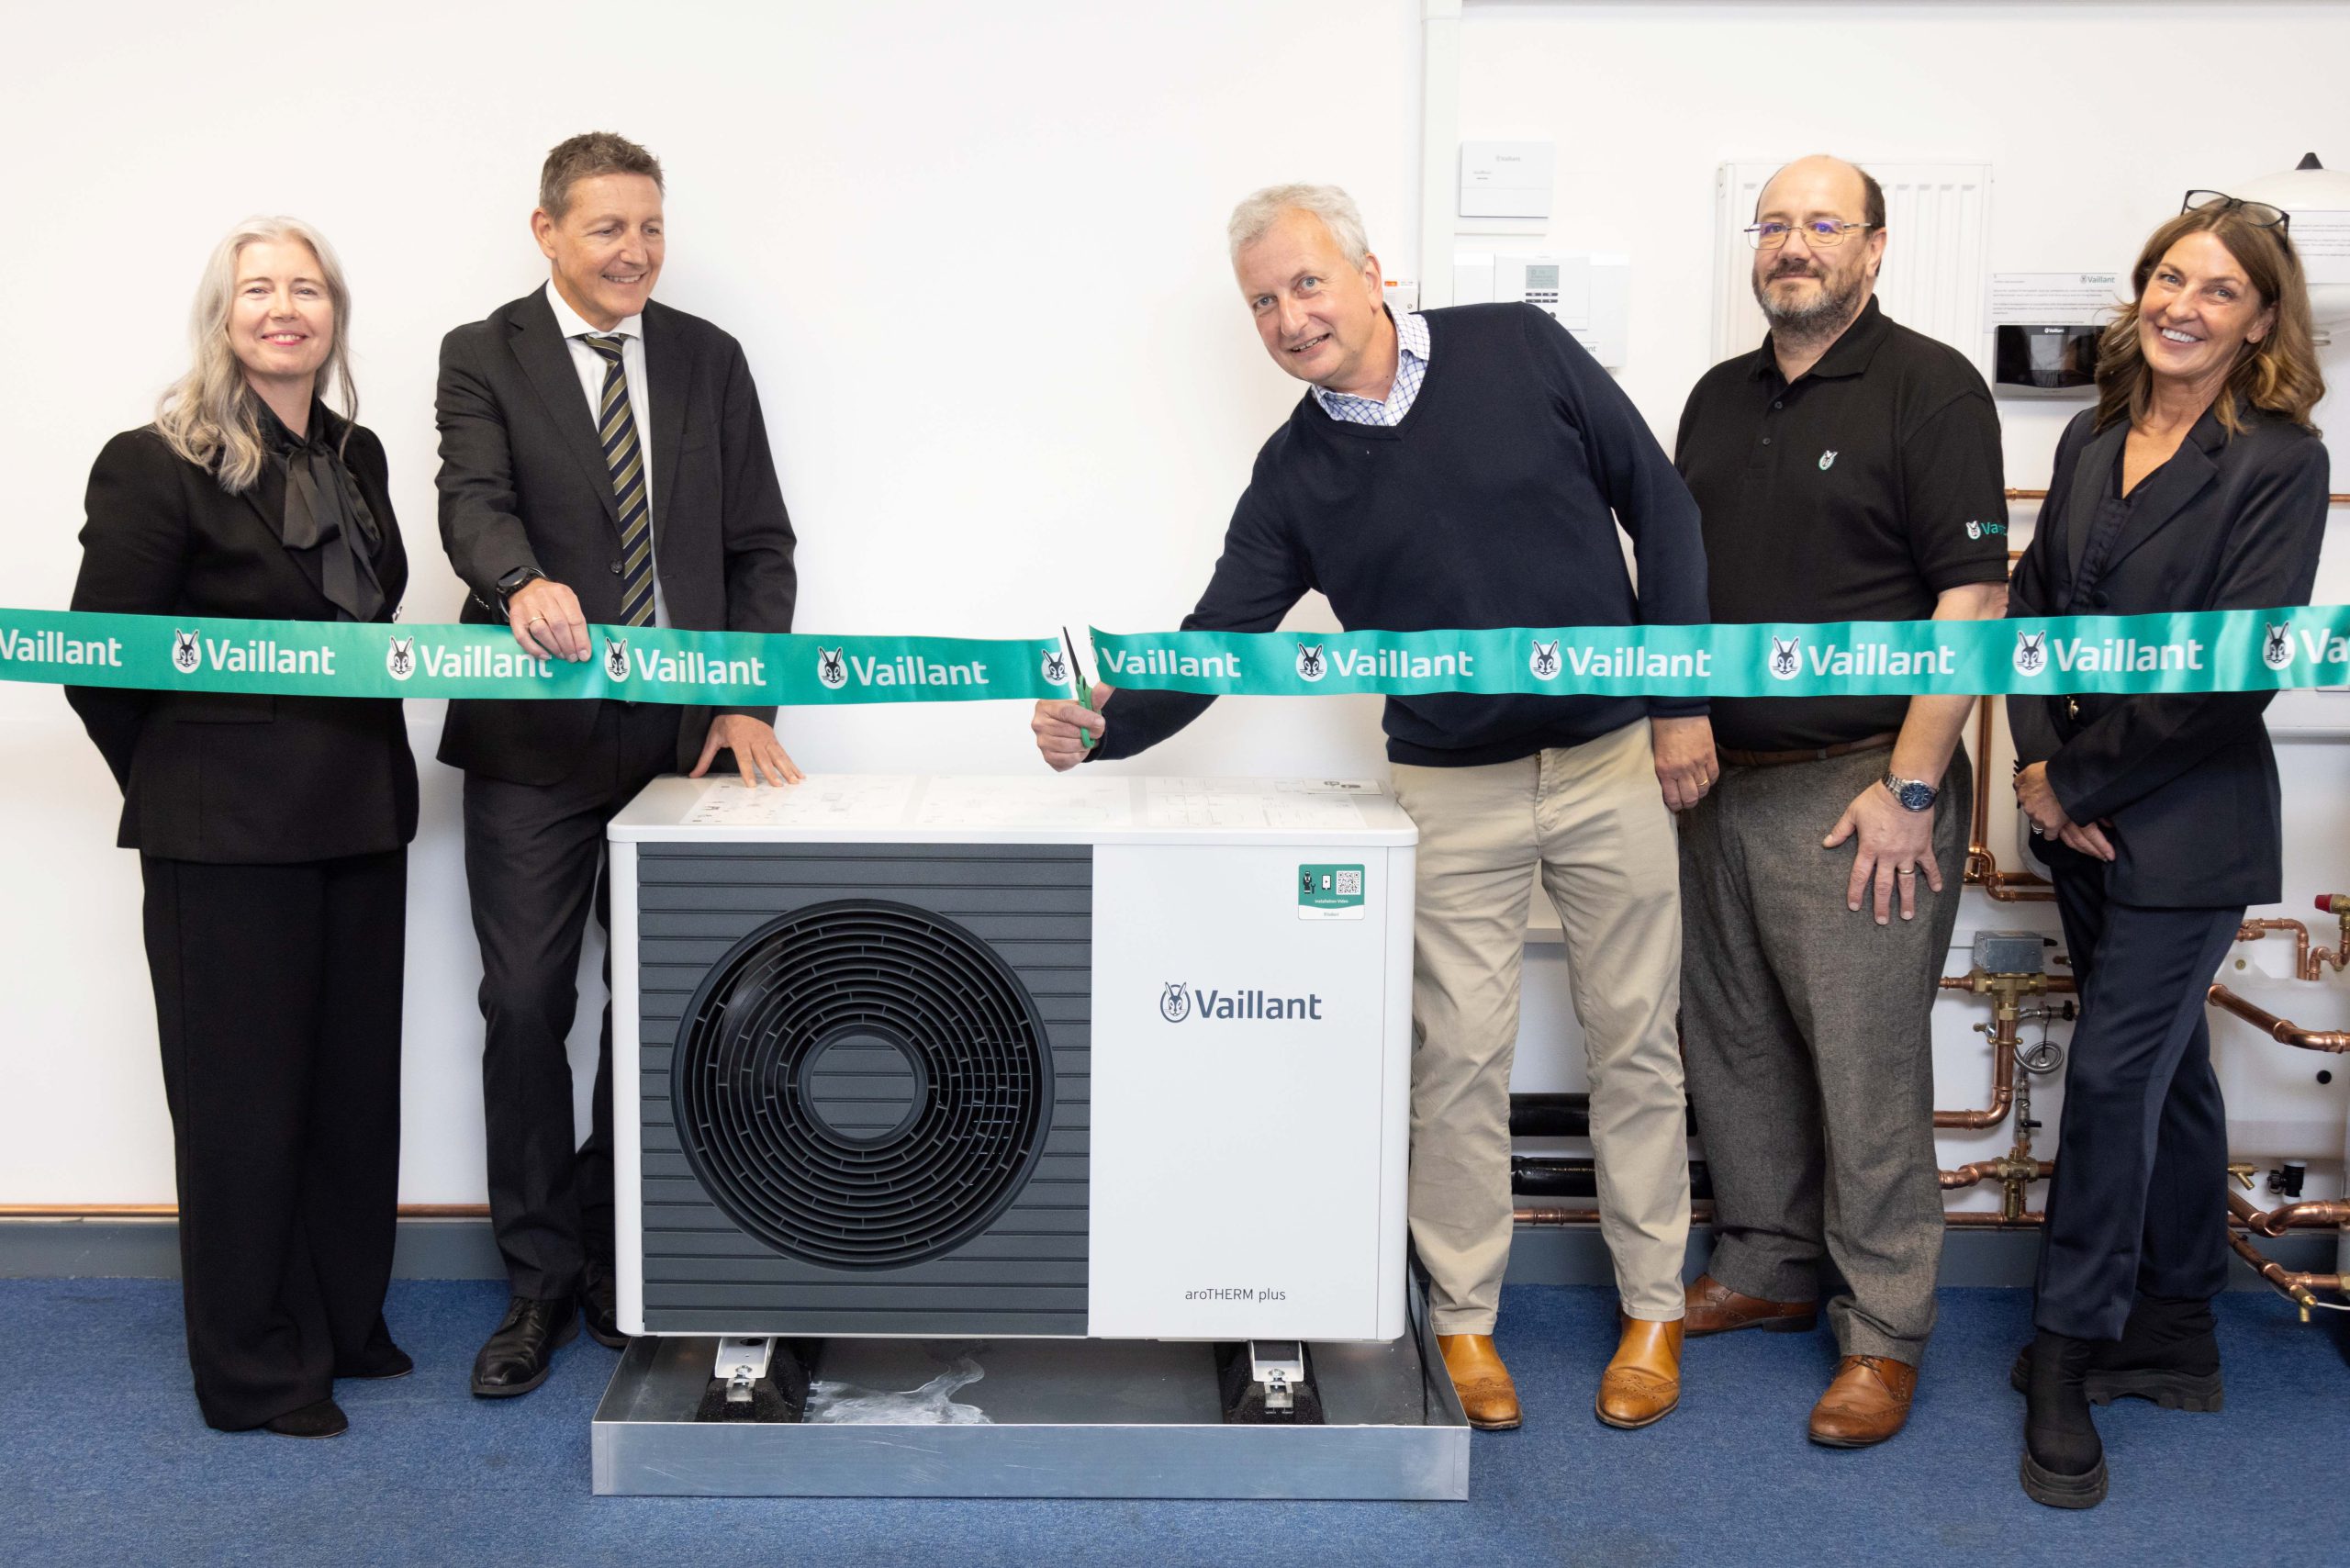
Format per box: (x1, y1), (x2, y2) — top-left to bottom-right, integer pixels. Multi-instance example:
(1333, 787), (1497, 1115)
(610, 774), (1416, 1344)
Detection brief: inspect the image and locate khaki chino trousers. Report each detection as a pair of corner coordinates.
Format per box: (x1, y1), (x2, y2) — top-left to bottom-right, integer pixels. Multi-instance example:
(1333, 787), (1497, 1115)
(1391, 719), (1692, 1331)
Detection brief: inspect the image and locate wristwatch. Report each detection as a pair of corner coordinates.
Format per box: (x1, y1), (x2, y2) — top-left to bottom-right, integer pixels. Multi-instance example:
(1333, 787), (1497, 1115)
(495, 565), (547, 607)
(1883, 771), (1939, 812)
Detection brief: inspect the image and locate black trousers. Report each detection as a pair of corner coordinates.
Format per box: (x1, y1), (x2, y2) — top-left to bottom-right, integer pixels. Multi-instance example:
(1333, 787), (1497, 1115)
(140, 849), (407, 1431)
(463, 700), (677, 1299)
(2035, 860), (2240, 1339)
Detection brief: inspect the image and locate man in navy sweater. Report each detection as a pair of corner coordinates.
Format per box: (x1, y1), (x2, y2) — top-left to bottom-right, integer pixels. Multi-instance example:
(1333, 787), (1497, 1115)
(1032, 185), (1714, 1430)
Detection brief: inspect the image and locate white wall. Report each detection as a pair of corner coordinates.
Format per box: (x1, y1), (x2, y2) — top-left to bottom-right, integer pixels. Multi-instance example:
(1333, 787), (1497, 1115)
(6, 0), (2349, 1207)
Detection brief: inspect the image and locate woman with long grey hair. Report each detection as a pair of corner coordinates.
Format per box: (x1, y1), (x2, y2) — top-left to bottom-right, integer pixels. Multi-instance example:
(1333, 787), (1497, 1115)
(64, 218), (417, 1438)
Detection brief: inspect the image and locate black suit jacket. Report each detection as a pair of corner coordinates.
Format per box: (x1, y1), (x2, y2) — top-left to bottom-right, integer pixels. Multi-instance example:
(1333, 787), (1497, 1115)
(66, 423), (419, 863)
(2007, 403), (2329, 906)
(433, 288), (798, 785)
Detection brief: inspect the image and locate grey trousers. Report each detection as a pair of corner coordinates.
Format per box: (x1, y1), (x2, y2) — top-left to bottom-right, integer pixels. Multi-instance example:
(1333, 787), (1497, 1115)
(1677, 743), (1967, 1364)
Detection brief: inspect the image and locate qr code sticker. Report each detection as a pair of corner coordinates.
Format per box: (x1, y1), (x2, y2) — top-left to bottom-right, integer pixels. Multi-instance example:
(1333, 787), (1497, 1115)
(1334, 870), (1362, 896)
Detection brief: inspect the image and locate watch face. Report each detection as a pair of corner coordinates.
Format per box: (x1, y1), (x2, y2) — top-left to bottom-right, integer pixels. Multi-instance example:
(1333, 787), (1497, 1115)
(1894, 779), (1937, 812)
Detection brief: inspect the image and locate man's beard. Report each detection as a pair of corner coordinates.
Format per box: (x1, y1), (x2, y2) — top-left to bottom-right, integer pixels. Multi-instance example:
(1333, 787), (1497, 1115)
(1753, 261), (1864, 339)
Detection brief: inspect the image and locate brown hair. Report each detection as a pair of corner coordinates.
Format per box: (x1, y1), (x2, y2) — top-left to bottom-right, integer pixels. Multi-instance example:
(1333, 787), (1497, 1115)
(2093, 206), (2325, 435)
(538, 131), (665, 220)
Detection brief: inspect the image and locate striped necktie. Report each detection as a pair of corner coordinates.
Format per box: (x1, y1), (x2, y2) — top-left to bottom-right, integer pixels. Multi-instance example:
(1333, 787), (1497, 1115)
(584, 334), (655, 627)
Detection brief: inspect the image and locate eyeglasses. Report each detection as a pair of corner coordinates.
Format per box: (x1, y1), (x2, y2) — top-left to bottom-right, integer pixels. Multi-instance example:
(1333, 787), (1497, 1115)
(2181, 190), (2290, 232)
(1744, 218), (1876, 251)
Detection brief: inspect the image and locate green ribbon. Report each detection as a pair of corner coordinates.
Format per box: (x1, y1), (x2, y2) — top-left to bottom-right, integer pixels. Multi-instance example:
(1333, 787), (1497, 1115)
(9, 604), (2348, 704)
(1089, 607), (2350, 699)
(0, 608), (1078, 703)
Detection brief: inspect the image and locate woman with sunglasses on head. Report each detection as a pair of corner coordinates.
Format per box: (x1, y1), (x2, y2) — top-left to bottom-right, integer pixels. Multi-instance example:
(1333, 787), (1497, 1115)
(2005, 194), (2328, 1508)
(64, 218), (415, 1439)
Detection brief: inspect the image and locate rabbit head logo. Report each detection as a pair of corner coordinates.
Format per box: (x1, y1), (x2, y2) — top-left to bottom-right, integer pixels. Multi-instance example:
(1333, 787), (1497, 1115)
(1818, 450), (1838, 471)
(1294, 643), (1326, 681)
(2264, 623), (2294, 671)
(1768, 635), (1801, 681)
(1159, 982), (1191, 1023)
(171, 629), (201, 673)
(1965, 520), (1983, 540)
(602, 638), (631, 681)
(1529, 639), (1561, 679)
(385, 636), (415, 680)
(817, 647), (846, 689)
(2013, 631), (2047, 675)
(1041, 645), (1069, 687)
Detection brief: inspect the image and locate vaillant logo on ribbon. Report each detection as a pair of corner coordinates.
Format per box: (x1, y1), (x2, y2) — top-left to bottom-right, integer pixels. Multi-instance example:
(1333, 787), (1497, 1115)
(172, 629), (201, 674)
(1769, 635), (1802, 681)
(603, 638), (632, 682)
(2014, 631), (2047, 675)
(1041, 645), (1069, 686)
(2266, 624), (2295, 671)
(1529, 639), (1561, 679)
(386, 636), (415, 681)
(817, 647), (847, 689)
(1156, 981), (1325, 1022)
(1294, 643), (1326, 681)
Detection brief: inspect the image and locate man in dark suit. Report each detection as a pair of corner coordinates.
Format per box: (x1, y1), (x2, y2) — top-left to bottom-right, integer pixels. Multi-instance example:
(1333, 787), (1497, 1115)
(437, 131), (799, 1397)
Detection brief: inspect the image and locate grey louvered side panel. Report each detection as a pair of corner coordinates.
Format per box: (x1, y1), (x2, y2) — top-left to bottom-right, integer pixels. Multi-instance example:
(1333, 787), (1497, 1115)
(636, 842), (1091, 1336)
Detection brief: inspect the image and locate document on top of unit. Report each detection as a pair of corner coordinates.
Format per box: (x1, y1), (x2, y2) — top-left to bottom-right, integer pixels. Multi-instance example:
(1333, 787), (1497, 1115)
(913, 773), (1135, 827)
(682, 774), (918, 827)
(1141, 778), (1374, 831)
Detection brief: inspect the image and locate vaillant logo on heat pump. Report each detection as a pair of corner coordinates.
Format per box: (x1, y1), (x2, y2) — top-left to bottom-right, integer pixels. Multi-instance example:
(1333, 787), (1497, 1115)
(1157, 982), (1326, 1022)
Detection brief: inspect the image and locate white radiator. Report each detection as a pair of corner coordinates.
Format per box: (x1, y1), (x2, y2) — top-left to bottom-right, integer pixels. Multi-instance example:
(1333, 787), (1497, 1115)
(1712, 161), (1992, 371)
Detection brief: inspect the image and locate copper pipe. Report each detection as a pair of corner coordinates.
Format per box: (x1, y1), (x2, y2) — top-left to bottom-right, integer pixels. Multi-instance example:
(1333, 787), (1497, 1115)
(2206, 983), (2350, 1052)
(0, 1204), (491, 1220)
(1516, 1203), (1716, 1227)
(1932, 971), (2073, 1128)
(1947, 1210), (2044, 1226)
(1941, 1159), (2053, 1191)
(1964, 698), (2055, 902)
(2225, 1232), (2342, 1317)
(1935, 1037), (2015, 1130)
(2226, 1189), (2350, 1238)
(2232, 918), (2350, 982)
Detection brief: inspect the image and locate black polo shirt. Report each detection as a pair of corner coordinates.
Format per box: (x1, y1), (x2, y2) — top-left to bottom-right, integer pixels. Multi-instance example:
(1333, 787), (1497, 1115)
(1673, 297), (2009, 752)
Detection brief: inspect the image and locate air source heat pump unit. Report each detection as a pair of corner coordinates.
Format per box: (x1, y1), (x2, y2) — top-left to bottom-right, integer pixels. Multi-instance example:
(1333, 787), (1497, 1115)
(610, 774), (1416, 1344)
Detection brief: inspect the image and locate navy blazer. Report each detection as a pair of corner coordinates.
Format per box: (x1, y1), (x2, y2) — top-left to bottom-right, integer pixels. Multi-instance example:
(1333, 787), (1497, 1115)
(433, 289), (798, 786)
(65, 421), (419, 864)
(2006, 402), (2329, 907)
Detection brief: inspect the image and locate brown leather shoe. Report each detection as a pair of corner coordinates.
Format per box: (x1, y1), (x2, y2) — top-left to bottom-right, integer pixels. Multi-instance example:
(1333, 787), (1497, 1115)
(1808, 1355), (1919, 1448)
(1684, 1272), (1818, 1337)
(1595, 1314), (1684, 1429)
(1437, 1333), (1521, 1430)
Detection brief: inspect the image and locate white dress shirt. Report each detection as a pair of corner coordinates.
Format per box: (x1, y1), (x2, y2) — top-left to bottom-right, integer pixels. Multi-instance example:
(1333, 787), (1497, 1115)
(543, 280), (668, 627)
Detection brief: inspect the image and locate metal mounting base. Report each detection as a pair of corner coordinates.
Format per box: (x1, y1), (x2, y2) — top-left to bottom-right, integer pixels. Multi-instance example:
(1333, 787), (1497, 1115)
(591, 1285), (1468, 1499)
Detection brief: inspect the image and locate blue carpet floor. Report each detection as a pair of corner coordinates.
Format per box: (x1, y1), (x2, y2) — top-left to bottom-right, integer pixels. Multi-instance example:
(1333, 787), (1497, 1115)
(2, 1279), (2344, 1567)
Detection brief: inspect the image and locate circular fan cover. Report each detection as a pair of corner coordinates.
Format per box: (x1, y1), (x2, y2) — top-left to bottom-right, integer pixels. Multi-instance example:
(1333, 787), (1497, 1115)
(671, 899), (1055, 1269)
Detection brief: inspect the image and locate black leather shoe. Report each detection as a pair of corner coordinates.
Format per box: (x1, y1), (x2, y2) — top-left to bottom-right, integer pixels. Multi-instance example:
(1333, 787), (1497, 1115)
(582, 1262), (628, 1350)
(264, 1396), (349, 1439)
(470, 1294), (579, 1398)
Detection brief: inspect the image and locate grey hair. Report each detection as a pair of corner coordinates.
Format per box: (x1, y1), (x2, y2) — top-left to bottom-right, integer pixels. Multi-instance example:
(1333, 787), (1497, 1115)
(154, 216), (357, 493)
(1227, 184), (1371, 269)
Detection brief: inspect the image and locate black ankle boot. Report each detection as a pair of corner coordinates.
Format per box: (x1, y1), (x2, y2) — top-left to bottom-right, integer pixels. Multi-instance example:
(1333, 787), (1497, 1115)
(2008, 1294), (2222, 1410)
(2020, 1331), (2108, 1508)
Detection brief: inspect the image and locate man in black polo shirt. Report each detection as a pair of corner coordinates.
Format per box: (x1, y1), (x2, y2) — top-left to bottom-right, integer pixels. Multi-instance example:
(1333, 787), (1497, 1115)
(1671, 155), (2009, 1447)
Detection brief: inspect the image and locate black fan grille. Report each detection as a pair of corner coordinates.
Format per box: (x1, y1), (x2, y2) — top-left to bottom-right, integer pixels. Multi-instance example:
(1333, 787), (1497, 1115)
(671, 898), (1054, 1269)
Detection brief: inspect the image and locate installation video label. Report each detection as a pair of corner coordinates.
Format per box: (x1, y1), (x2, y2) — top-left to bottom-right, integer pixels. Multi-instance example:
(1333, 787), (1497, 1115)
(1297, 863), (1366, 921)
